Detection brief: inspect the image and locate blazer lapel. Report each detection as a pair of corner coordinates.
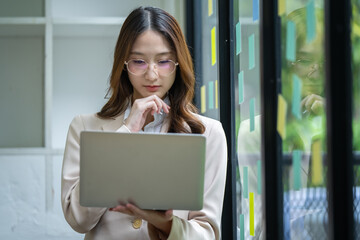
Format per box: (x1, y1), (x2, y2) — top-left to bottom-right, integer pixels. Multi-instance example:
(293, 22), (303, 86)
(101, 114), (125, 131)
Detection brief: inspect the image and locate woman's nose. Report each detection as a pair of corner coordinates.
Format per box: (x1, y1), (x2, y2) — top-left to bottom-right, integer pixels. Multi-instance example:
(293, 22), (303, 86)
(145, 63), (158, 81)
(312, 63), (320, 70)
(307, 63), (320, 78)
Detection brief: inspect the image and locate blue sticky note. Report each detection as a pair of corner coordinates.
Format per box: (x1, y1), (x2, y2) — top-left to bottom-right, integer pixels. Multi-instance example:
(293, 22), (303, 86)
(240, 214), (245, 240)
(208, 81), (214, 109)
(243, 166), (248, 198)
(292, 75), (302, 119)
(306, 0), (316, 42)
(248, 34), (255, 70)
(238, 71), (244, 104)
(236, 22), (242, 55)
(253, 0), (259, 21)
(257, 160), (262, 194)
(286, 21), (296, 62)
(250, 98), (255, 132)
(292, 150), (302, 190)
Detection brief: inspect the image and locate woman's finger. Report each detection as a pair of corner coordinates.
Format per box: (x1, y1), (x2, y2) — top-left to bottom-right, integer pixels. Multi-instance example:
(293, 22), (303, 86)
(146, 95), (170, 114)
(109, 205), (135, 216)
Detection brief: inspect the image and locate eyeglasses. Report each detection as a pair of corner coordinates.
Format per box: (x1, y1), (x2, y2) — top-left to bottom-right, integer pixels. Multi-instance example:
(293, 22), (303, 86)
(289, 58), (324, 68)
(124, 59), (179, 76)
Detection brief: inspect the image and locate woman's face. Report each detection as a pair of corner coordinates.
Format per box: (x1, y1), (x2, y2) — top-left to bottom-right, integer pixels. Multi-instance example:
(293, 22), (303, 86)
(127, 30), (177, 101)
(292, 35), (324, 96)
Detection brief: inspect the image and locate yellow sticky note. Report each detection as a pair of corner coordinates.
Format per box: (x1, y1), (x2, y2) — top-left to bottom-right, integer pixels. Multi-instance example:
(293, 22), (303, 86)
(278, 0), (286, 16)
(201, 85), (206, 113)
(249, 192), (255, 236)
(215, 80), (218, 109)
(277, 94), (287, 139)
(353, 22), (360, 37)
(211, 27), (216, 66)
(311, 140), (323, 185)
(208, 0), (213, 16)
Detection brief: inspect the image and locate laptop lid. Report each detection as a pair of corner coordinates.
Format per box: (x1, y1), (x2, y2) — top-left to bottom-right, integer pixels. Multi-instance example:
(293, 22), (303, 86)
(79, 131), (206, 211)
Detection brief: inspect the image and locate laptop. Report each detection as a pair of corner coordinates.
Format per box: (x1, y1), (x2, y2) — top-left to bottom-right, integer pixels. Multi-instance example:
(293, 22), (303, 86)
(79, 131), (206, 210)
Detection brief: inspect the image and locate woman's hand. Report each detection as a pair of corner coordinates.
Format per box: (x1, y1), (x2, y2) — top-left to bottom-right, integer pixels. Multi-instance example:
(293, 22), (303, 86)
(301, 94), (324, 116)
(124, 95), (170, 132)
(109, 204), (173, 238)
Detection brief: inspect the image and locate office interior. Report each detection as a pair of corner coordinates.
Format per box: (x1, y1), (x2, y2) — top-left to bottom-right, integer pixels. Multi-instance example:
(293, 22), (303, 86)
(0, 0), (359, 239)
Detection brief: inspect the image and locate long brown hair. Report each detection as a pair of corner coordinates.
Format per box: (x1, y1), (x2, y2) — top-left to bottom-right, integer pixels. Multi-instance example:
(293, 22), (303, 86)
(97, 6), (205, 134)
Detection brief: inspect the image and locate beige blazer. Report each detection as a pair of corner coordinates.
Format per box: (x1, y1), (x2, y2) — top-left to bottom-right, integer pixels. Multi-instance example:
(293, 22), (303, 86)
(61, 112), (227, 240)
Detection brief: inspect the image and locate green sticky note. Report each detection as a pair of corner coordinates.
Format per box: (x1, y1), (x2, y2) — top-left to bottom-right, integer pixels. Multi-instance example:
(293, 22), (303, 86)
(208, 81), (214, 109)
(236, 22), (242, 55)
(238, 71), (244, 104)
(250, 98), (255, 132)
(240, 214), (245, 240)
(286, 21), (296, 62)
(306, 0), (316, 43)
(248, 34), (255, 69)
(292, 75), (302, 119)
(257, 160), (262, 194)
(243, 166), (248, 198)
(293, 150), (302, 190)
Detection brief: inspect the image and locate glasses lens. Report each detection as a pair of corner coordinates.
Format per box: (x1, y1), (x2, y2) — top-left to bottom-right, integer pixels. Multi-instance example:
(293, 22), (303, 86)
(157, 60), (176, 75)
(127, 60), (148, 75)
(127, 59), (177, 76)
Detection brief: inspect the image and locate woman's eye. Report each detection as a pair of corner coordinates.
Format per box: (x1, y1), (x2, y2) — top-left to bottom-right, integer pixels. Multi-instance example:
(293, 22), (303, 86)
(133, 60), (146, 65)
(158, 60), (171, 66)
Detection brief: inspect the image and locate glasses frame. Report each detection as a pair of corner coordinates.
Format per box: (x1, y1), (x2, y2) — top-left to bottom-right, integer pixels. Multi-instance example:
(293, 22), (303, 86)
(124, 59), (179, 76)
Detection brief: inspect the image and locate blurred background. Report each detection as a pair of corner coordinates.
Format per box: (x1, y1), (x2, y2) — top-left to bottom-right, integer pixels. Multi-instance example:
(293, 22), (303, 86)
(0, 0), (359, 239)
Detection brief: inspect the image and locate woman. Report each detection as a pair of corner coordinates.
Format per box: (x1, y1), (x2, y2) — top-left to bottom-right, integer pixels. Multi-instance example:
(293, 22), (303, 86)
(61, 6), (227, 240)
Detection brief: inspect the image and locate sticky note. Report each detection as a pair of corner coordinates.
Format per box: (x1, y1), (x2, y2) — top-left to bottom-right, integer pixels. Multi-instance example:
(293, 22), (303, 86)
(311, 139), (323, 185)
(277, 94), (287, 139)
(286, 21), (296, 62)
(257, 160), (262, 194)
(209, 81), (214, 109)
(253, 0), (259, 21)
(238, 71), (244, 104)
(215, 80), (219, 109)
(292, 150), (302, 190)
(306, 0), (316, 43)
(354, 22), (360, 37)
(292, 75), (302, 119)
(243, 166), (248, 198)
(239, 214), (245, 240)
(248, 34), (255, 70)
(249, 192), (255, 236)
(278, 0), (286, 16)
(201, 85), (206, 113)
(250, 98), (255, 132)
(236, 22), (242, 55)
(208, 0), (213, 16)
(211, 27), (216, 66)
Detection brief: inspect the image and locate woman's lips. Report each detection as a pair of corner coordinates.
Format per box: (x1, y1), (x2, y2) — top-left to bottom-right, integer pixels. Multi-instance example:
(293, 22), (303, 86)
(145, 85), (160, 92)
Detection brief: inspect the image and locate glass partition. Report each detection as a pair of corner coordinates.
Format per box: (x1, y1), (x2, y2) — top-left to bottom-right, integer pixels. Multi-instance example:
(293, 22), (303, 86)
(198, 0), (220, 120)
(280, 0), (328, 238)
(233, 0), (264, 238)
(351, 0), (360, 236)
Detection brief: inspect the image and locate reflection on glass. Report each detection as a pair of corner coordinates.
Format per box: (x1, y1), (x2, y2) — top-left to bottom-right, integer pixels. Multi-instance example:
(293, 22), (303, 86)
(351, 0), (360, 236)
(281, 1), (328, 239)
(234, 0), (263, 239)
